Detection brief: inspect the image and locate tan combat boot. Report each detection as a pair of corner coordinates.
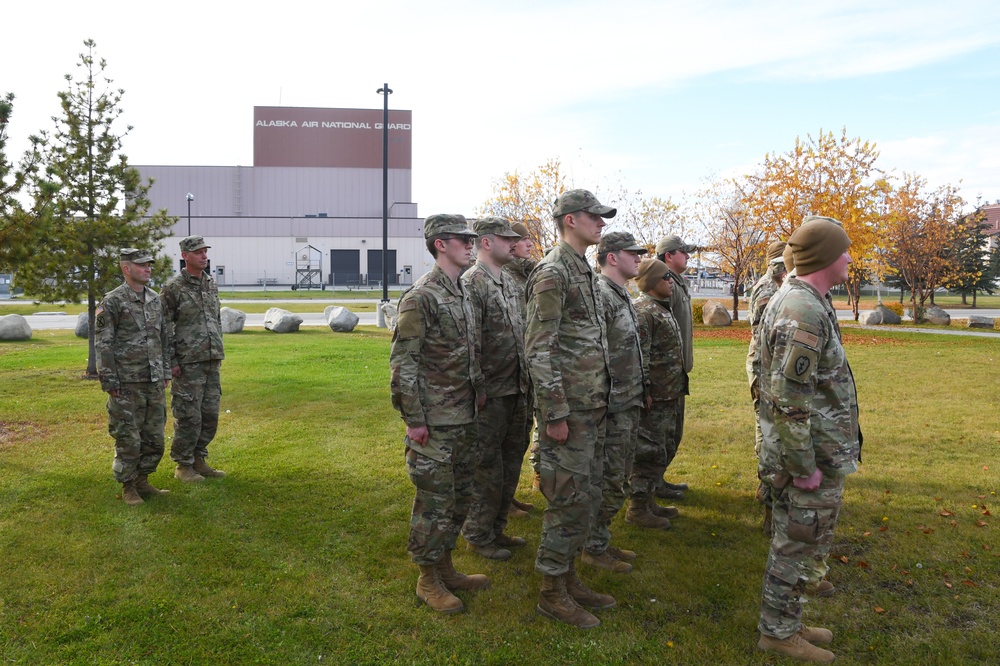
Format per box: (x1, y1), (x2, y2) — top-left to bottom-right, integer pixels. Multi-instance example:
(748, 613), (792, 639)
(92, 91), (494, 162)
(174, 464), (205, 483)
(416, 564), (464, 613)
(625, 498), (672, 530)
(649, 502), (679, 519)
(507, 503), (529, 519)
(121, 480), (144, 507)
(607, 545), (637, 562)
(757, 632), (835, 663)
(536, 574), (599, 628)
(436, 550), (490, 591)
(805, 579), (835, 597)
(799, 626), (834, 645)
(565, 560), (616, 609)
(193, 457), (226, 478)
(135, 475), (170, 497)
(494, 533), (526, 548)
(582, 549), (632, 573)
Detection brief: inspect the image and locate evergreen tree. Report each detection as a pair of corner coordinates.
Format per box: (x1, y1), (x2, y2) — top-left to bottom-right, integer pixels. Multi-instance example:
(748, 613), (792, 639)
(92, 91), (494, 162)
(945, 204), (993, 307)
(0, 93), (50, 273)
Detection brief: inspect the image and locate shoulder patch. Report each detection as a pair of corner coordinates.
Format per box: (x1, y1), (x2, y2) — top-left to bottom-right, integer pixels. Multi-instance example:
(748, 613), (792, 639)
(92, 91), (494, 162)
(399, 299), (418, 313)
(533, 277), (557, 294)
(792, 328), (820, 349)
(782, 343), (819, 383)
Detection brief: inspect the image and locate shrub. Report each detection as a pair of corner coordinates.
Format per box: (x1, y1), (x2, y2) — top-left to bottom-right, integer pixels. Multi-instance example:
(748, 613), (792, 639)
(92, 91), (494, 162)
(691, 299), (705, 324)
(884, 301), (904, 317)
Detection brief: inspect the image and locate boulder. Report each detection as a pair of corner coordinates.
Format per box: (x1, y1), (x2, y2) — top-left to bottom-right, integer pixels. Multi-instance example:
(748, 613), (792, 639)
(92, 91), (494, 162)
(75, 312), (89, 338)
(220, 307), (246, 334)
(381, 302), (398, 332)
(860, 309), (882, 326)
(701, 300), (732, 327)
(263, 307), (302, 333)
(874, 304), (901, 325)
(967, 315), (995, 329)
(0, 314), (32, 341)
(324, 306), (359, 332)
(924, 306), (950, 326)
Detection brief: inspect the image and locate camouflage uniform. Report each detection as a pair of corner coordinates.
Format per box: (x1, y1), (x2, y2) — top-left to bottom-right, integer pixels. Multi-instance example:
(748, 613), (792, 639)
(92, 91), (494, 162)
(96, 282), (170, 483)
(664, 266), (692, 474)
(757, 277), (859, 639)
(460, 252), (530, 547)
(630, 293), (688, 498)
(161, 264), (225, 467)
(525, 241), (611, 576)
(584, 273), (645, 556)
(390, 264), (485, 565)
(504, 256), (540, 475)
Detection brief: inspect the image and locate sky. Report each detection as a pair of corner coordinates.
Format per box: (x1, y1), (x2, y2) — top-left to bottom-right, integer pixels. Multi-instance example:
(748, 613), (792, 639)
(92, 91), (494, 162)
(4, 0), (1000, 221)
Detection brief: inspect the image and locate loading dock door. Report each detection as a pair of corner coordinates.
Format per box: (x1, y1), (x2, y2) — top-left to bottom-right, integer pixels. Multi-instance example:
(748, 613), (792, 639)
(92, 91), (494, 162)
(330, 249), (360, 287)
(367, 249), (397, 286)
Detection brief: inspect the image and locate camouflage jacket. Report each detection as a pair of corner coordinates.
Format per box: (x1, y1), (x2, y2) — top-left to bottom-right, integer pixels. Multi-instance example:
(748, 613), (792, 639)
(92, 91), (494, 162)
(745, 265), (782, 382)
(161, 270), (225, 367)
(390, 264), (484, 427)
(634, 293), (688, 401)
(95, 283), (169, 392)
(597, 275), (645, 412)
(524, 241), (610, 422)
(667, 269), (693, 372)
(462, 262), (529, 398)
(758, 278), (860, 480)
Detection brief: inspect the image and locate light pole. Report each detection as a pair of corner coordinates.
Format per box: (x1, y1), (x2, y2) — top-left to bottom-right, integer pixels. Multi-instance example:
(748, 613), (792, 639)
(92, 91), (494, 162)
(376, 83), (393, 328)
(186, 192), (194, 237)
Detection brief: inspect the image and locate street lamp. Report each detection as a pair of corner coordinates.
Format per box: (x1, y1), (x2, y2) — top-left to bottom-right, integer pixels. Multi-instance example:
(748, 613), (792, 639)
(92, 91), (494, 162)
(376, 83), (393, 328)
(186, 193), (194, 237)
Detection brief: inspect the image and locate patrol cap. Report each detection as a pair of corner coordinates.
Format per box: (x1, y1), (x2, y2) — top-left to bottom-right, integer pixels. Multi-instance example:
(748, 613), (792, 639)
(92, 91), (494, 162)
(552, 189), (617, 219)
(511, 222), (531, 238)
(655, 234), (697, 256)
(473, 217), (522, 238)
(765, 240), (787, 263)
(423, 214), (477, 240)
(598, 231), (647, 255)
(635, 258), (671, 293)
(120, 248), (154, 264)
(180, 235), (210, 252)
(788, 218), (851, 276)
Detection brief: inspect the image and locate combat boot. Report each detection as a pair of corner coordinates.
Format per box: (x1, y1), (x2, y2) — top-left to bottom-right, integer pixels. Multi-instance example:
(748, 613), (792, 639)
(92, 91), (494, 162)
(805, 579), (835, 597)
(467, 541), (512, 561)
(135, 475), (170, 497)
(507, 503), (529, 519)
(757, 632), (835, 663)
(494, 533), (526, 548)
(798, 626), (834, 645)
(662, 480), (688, 491)
(436, 550), (490, 591)
(536, 574), (599, 628)
(650, 502), (679, 519)
(121, 481), (144, 507)
(193, 457), (226, 478)
(174, 464), (205, 483)
(607, 545), (637, 562)
(626, 498), (672, 530)
(565, 560), (616, 609)
(416, 564), (464, 614)
(511, 497), (535, 512)
(654, 484), (684, 500)
(582, 549), (632, 574)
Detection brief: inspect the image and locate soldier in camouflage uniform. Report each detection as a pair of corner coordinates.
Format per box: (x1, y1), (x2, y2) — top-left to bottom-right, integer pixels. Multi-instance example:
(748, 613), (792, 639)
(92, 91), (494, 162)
(96, 248), (171, 506)
(756, 218), (859, 664)
(653, 234), (697, 499)
(461, 217), (531, 561)
(581, 232), (647, 573)
(746, 241), (788, 537)
(161, 236), (226, 483)
(628, 259), (688, 530)
(525, 189), (615, 629)
(390, 214), (490, 614)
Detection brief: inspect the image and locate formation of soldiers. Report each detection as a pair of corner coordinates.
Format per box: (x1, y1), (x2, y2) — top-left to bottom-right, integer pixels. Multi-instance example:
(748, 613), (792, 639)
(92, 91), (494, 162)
(390, 194), (859, 664)
(96, 236), (227, 508)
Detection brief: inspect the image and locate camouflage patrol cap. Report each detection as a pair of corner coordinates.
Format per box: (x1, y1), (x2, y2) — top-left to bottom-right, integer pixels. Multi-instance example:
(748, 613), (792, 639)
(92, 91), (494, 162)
(598, 231), (647, 255)
(656, 234), (696, 255)
(120, 248), (154, 264)
(636, 258), (670, 293)
(766, 240), (787, 263)
(180, 235), (210, 252)
(423, 214), (477, 239)
(511, 222), (531, 238)
(473, 217), (522, 238)
(552, 189), (617, 219)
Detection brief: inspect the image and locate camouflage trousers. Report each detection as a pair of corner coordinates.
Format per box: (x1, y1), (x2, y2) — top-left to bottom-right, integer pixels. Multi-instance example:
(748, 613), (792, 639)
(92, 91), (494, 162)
(462, 393), (529, 546)
(585, 405), (639, 556)
(630, 399), (679, 499)
(535, 407), (606, 577)
(108, 382), (166, 483)
(169, 360), (221, 465)
(759, 475), (844, 638)
(406, 422), (477, 566)
(749, 376), (771, 509)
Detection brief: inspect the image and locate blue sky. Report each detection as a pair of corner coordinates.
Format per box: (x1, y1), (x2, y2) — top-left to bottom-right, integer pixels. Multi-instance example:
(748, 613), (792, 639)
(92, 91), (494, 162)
(3, 1), (999, 219)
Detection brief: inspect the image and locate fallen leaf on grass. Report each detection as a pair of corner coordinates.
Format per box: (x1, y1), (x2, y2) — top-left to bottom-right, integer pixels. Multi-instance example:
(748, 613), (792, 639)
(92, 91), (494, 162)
(935, 497), (943, 502)
(884, 490), (891, 495)
(978, 495), (987, 499)
(940, 510), (954, 517)
(856, 560), (870, 569)
(905, 579), (914, 586)
(839, 555), (849, 564)
(984, 466), (990, 471)
(945, 582), (953, 589)
(962, 580), (977, 588)
(983, 510), (992, 516)
(862, 531), (872, 537)
(950, 521), (958, 527)
(916, 524), (925, 530)
(962, 551), (971, 558)
(984, 545), (992, 551)
(901, 569), (910, 575)
(879, 526), (888, 532)
(965, 567), (972, 573)
(923, 529), (933, 534)
(874, 606), (886, 614)
(976, 520), (988, 527)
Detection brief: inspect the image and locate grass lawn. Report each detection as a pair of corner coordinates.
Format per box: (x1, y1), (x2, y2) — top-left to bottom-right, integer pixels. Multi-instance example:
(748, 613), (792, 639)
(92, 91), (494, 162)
(1, 327), (998, 664)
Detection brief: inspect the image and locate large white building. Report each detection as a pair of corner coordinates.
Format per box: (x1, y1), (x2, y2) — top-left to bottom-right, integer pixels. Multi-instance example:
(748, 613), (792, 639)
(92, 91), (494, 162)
(138, 106), (427, 289)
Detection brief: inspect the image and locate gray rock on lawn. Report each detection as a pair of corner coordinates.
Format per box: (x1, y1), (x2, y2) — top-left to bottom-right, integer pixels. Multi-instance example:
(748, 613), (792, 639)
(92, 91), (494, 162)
(220, 307), (246, 333)
(75, 312), (89, 338)
(967, 315), (995, 329)
(702, 300), (732, 326)
(324, 306), (359, 332)
(862, 304), (901, 326)
(381, 302), (398, 332)
(924, 306), (950, 326)
(860, 309), (883, 325)
(0, 314), (32, 341)
(263, 307), (302, 333)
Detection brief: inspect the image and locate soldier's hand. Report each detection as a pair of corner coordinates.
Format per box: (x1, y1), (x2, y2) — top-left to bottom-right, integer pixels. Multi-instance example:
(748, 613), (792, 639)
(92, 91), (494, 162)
(406, 425), (429, 447)
(792, 468), (823, 492)
(171, 365), (182, 378)
(108, 389), (120, 398)
(476, 393), (487, 410)
(645, 396), (653, 410)
(546, 420), (569, 445)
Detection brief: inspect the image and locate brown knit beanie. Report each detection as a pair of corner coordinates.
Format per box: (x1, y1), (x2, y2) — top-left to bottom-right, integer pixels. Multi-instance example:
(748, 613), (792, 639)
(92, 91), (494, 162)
(788, 219), (851, 276)
(636, 258), (670, 293)
(783, 244), (795, 273)
(766, 240), (786, 262)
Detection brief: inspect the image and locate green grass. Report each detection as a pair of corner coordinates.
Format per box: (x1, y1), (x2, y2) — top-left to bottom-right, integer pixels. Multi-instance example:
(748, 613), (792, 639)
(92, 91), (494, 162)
(1, 328), (998, 664)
